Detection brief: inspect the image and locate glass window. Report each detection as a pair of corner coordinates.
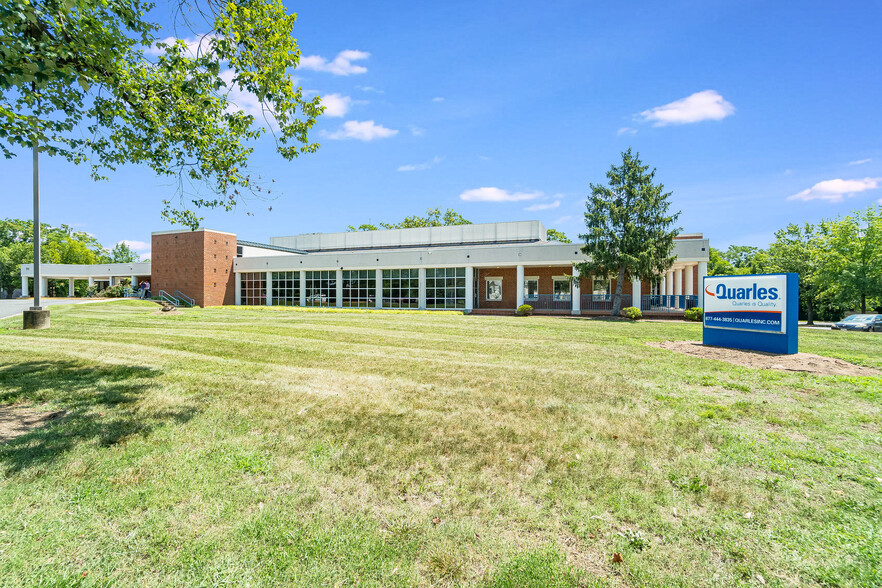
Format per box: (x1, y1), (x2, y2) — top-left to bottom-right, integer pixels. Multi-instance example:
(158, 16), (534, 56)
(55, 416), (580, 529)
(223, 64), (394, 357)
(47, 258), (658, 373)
(305, 270), (336, 307)
(241, 272), (266, 305)
(592, 278), (610, 298)
(342, 269), (376, 307)
(272, 271), (300, 306)
(486, 277), (503, 301)
(524, 277), (539, 301)
(553, 277), (571, 301)
(426, 267), (466, 309)
(382, 269), (419, 308)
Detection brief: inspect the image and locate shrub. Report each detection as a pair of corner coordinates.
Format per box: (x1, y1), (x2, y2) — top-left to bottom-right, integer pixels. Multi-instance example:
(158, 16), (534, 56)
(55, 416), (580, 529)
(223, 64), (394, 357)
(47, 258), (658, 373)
(620, 306), (642, 320)
(100, 284), (129, 298)
(684, 307), (703, 322)
(516, 304), (533, 316)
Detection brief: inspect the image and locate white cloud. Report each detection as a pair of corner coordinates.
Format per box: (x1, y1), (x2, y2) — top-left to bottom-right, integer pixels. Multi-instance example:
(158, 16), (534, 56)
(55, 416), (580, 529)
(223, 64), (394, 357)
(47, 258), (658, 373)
(432, 97), (444, 102)
(553, 215), (573, 225)
(320, 93), (352, 117)
(357, 85), (383, 93)
(524, 200), (561, 211)
(325, 120), (398, 141)
(145, 35), (216, 58)
(637, 90), (735, 126)
(409, 125), (425, 137)
(617, 126), (637, 136)
(299, 50), (369, 75)
(118, 240), (150, 255)
(397, 156), (443, 172)
(848, 158), (872, 166)
(219, 70), (275, 127)
(787, 177), (881, 202)
(459, 187), (544, 203)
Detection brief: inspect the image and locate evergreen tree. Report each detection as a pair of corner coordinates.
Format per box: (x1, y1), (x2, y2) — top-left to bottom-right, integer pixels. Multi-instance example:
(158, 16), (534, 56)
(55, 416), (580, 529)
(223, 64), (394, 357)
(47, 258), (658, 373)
(576, 149), (680, 316)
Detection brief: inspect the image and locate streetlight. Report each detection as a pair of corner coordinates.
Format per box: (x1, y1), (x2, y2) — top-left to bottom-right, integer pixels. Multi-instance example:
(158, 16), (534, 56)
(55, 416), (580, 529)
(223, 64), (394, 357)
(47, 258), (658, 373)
(23, 132), (50, 329)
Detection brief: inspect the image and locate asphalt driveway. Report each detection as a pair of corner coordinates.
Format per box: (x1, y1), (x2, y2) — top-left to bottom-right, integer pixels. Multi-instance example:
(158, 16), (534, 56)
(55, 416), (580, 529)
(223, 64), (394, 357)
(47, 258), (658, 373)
(0, 298), (120, 320)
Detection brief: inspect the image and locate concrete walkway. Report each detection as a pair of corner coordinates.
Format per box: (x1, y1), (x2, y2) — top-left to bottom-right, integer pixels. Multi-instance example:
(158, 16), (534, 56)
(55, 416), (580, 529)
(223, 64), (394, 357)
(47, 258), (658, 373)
(0, 298), (122, 320)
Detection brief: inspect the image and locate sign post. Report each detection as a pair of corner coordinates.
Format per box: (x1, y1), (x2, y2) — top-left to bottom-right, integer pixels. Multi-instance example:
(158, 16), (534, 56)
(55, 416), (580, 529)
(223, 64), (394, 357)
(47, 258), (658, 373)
(702, 273), (798, 354)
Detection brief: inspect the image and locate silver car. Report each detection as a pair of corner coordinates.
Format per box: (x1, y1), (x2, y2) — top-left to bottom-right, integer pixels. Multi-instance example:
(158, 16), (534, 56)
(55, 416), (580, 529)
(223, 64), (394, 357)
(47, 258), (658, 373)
(831, 314), (882, 332)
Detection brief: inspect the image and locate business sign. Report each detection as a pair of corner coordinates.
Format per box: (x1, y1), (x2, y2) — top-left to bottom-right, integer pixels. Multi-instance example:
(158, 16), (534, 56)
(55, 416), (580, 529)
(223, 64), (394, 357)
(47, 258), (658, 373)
(702, 273), (798, 354)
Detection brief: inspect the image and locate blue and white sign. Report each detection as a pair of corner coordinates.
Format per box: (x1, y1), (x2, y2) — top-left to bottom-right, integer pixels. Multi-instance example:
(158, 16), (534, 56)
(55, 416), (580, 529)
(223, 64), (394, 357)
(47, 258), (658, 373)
(702, 273), (798, 354)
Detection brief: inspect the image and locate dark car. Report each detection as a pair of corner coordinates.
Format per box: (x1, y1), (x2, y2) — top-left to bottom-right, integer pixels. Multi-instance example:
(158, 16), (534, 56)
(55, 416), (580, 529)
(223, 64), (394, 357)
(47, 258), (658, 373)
(831, 314), (882, 332)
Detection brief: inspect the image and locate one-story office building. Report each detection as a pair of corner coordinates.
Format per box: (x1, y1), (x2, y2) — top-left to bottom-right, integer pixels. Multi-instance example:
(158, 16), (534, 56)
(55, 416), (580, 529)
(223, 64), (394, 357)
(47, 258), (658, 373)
(20, 221), (710, 315)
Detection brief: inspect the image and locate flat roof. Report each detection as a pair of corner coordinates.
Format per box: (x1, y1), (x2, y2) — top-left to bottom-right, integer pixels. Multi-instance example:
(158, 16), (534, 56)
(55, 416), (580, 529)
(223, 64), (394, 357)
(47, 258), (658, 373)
(270, 221), (547, 252)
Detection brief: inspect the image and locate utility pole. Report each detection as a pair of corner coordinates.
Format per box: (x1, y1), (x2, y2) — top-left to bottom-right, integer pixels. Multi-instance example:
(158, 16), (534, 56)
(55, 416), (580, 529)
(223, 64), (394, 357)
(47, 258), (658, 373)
(24, 129), (50, 329)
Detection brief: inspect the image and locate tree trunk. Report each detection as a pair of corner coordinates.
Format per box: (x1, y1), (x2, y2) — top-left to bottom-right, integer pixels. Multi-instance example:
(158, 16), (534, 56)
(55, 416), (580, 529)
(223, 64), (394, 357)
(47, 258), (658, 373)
(861, 293), (866, 314)
(806, 299), (814, 326)
(611, 266), (626, 316)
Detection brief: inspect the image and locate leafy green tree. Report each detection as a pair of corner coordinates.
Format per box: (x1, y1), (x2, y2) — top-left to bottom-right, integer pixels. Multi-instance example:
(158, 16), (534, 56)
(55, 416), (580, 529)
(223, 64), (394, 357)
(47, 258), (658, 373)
(718, 245), (770, 275)
(546, 228), (571, 243)
(768, 223), (822, 324)
(0, 218), (108, 296)
(817, 206), (882, 314)
(1, 0), (322, 228)
(576, 149), (680, 316)
(348, 208), (473, 231)
(109, 241), (141, 263)
(707, 247), (735, 275)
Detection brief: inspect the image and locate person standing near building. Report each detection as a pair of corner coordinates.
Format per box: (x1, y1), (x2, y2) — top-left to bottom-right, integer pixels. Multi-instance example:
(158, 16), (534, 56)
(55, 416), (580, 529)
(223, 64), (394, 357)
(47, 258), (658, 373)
(144, 280), (151, 300)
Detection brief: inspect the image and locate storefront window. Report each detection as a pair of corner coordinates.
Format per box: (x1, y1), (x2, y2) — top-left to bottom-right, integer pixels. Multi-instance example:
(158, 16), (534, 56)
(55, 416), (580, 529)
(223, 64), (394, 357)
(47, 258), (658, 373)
(552, 277), (571, 301)
(524, 277), (539, 301)
(382, 269), (419, 308)
(272, 271), (300, 306)
(426, 267), (466, 309)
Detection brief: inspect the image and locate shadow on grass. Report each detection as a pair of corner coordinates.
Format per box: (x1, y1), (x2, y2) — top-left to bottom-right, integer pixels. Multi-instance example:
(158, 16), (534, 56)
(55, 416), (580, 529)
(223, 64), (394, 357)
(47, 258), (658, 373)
(0, 360), (196, 473)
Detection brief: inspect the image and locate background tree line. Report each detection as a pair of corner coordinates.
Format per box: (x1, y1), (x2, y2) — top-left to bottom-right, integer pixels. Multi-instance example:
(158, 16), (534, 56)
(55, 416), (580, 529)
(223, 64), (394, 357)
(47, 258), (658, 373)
(708, 205), (882, 322)
(0, 219), (140, 297)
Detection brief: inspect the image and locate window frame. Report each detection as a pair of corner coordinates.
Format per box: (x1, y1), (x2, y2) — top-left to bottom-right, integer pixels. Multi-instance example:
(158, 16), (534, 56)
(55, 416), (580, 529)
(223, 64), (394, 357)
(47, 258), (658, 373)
(523, 276), (539, 301)
(552, 276), (572, 301)
(485, 276), (503, 301)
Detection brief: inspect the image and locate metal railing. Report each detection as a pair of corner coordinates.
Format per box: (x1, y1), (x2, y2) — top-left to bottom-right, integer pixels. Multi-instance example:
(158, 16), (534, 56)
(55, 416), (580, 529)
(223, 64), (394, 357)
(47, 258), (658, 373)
(158, 290), (179, 306)
(174, 290), (195, 307)
(529, 294), (572, 311)
(580, 293), (632, 311)
(641, 294), (699, 311)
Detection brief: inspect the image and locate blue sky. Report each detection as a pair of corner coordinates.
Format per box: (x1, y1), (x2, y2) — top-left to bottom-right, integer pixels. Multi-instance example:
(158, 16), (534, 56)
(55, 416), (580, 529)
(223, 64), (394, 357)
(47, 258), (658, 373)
(2, 0), (881, 258)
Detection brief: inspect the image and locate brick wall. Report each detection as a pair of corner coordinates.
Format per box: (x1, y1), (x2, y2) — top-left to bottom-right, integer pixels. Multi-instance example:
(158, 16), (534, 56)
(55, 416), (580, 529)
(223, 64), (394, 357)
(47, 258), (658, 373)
(476, 266), (624, 309)
(150, 230), (236, 307)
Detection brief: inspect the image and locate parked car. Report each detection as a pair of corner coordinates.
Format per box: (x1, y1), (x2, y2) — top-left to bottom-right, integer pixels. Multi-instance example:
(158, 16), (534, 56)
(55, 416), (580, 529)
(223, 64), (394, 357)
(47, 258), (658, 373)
(831, 314), (882, 332)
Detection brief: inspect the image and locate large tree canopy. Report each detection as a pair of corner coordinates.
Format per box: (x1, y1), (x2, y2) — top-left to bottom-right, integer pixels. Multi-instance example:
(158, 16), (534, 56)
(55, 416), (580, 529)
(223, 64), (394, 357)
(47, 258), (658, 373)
(576, 148), (681, 316)
(0, 0), (322, 228)
(0, 218), (116, 296)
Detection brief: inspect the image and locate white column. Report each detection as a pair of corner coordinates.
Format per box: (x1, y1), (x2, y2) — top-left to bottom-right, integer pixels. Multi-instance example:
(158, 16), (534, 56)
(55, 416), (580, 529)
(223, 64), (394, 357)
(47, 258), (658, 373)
(234, 272), (242, 305)
(632, 278), (641, 311)
(418, 267), (427, 310)
(21, 276), (28, 298)
(666, 271), (674, 297)
(465, 266), (474, 312)
(68, 278), (75, 297)
(108, 276), (114, 286)
(41, 277), (49, 297)
(515, 264), (525, 308)
(299, 271), (306, 306)
(685, 264), (694, 297)
(659, 273), (667, 296)
(698, 261), (708, 307)
(88, 277), (94, 289)
(265, 271), (273, 306)
(130, 275), (136, 289)
(674, 268), (683, 296)
(375, 269), (383, 309)
(335, 269), (343, 308)
(571, 267), (581, 315)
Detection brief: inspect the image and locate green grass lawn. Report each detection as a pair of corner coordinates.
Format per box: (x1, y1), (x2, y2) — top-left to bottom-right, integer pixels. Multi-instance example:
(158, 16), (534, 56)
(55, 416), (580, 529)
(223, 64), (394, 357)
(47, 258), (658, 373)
(0, 301), (880, 587)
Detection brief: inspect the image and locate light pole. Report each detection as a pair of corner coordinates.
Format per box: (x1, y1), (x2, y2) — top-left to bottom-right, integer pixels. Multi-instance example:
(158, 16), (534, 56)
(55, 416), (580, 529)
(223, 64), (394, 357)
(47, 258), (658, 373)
(23, 131), (50, 329)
